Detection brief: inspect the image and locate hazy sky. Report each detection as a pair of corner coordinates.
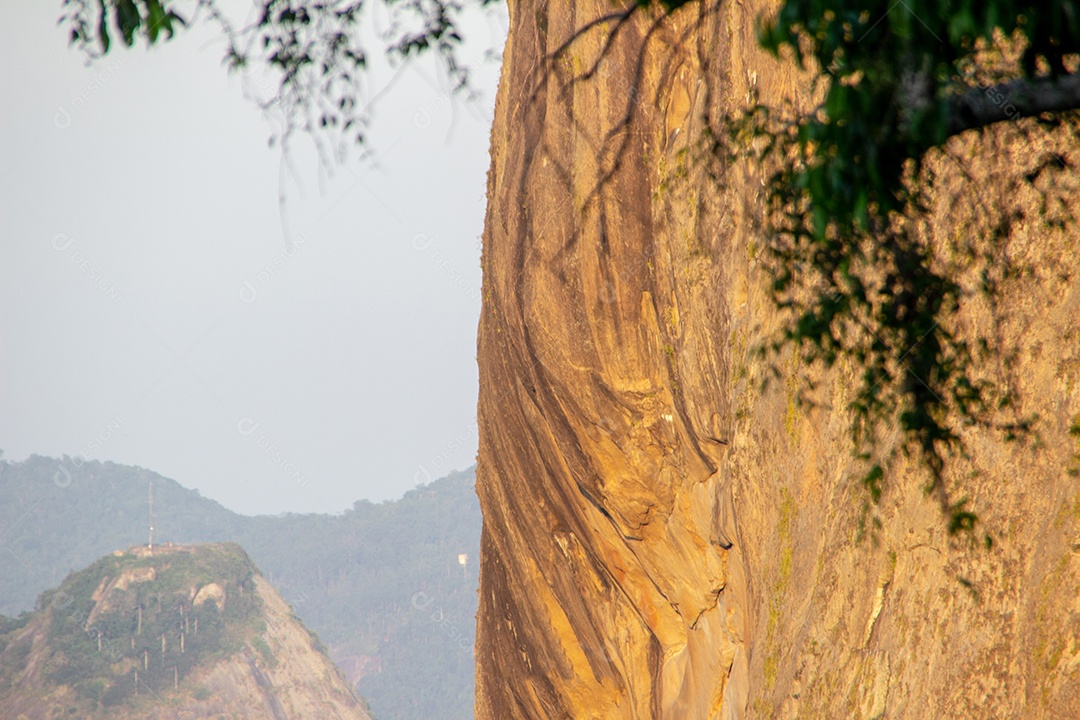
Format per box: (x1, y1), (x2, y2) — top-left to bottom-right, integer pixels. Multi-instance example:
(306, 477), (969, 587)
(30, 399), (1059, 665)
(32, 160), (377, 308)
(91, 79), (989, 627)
(1, 2), (506, 515)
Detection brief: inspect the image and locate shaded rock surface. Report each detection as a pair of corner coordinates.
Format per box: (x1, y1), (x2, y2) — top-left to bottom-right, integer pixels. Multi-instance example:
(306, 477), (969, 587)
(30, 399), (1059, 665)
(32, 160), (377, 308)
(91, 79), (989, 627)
(474, 1), (1080, 718)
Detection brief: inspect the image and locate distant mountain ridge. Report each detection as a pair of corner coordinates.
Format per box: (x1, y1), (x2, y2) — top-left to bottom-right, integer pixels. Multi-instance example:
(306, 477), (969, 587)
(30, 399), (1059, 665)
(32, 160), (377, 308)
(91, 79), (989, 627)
(0, 455), (480, 720)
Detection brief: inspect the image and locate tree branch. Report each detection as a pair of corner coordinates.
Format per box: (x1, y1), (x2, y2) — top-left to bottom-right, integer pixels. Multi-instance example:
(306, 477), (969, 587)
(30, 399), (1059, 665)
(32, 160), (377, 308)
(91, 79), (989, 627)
(948, 72), (1080, 136)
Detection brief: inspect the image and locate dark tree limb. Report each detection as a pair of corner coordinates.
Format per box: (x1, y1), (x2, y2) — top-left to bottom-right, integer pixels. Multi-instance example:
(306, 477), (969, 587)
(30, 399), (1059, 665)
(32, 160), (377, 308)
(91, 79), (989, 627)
(948, 72), (1080, 136)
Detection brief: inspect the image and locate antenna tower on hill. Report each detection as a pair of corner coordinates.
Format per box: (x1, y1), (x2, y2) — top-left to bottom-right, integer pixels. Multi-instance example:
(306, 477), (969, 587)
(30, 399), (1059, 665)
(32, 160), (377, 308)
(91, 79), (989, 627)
(148, 477), (154, 554)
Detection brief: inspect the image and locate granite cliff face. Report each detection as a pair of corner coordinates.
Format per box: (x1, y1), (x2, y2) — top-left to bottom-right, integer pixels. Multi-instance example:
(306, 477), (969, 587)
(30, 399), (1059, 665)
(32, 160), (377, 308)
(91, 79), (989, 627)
(473, 1), (1080, 718)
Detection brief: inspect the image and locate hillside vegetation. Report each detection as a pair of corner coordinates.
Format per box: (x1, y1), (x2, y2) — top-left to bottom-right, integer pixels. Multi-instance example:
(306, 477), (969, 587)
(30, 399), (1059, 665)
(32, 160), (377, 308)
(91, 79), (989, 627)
(0, 456), (480, 720)
(0, 542), (370, 719)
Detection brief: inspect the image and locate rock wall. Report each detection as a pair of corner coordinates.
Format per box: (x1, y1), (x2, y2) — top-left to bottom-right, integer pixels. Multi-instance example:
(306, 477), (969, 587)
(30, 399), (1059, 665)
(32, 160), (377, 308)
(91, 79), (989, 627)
(474, 1), (1080, 718)
(183, 575), (371, 720)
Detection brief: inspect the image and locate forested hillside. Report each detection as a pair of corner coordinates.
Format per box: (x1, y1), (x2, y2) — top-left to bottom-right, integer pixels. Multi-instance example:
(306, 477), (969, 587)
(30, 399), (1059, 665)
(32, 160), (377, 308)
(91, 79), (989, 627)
(0, 542), (371, 719)
(0, 456), (480, 720)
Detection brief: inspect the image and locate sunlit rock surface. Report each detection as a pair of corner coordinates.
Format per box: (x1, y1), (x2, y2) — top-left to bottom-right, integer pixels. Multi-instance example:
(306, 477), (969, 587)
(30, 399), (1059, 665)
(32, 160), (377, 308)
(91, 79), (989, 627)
(474, 1), (1080, 718)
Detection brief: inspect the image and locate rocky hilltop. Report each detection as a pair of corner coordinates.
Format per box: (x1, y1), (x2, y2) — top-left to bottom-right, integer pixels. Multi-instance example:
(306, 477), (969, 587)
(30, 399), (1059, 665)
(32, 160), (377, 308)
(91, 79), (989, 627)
(0, 543), (371, 720)
(0, 458), (480, 720)
(473, 1), (1080, 718)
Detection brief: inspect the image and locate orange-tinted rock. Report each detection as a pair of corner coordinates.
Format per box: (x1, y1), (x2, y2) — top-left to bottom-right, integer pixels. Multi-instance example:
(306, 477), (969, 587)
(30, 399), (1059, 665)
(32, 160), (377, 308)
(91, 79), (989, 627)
(474, 2), (1080, 718)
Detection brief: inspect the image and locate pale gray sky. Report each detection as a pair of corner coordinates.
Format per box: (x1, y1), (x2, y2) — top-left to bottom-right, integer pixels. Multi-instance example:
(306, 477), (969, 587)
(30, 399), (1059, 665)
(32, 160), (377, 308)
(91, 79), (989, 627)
(0, 2), (506, 514)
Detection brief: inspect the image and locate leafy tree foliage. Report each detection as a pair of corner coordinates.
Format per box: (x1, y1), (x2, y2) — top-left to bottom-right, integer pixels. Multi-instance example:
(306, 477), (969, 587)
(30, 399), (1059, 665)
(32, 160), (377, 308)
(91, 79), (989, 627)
(61, 0), (498, 161)
(742, 1), (1080, 540)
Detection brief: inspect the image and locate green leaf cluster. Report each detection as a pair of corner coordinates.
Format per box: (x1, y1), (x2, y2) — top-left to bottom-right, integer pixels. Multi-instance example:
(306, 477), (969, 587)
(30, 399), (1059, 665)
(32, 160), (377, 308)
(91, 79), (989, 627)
(735, 0), (1078, 538)
(61, 0), (184, 54)
(60, 0), (502, 160)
